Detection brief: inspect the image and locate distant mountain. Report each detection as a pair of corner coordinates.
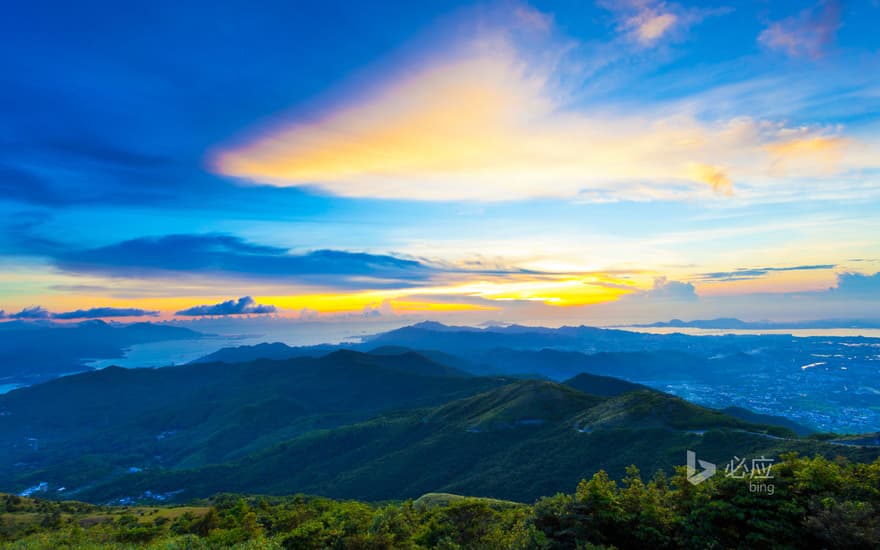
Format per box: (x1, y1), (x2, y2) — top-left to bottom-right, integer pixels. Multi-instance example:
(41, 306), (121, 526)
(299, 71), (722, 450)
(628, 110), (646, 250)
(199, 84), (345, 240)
(71, 380), (878, 504)
(362, 322), (638, 353)
(190, 339), (749, 384)
(450, 347), (760, 385)
(720, 406), (815, 436)
(367, 345), (479, 373)
(633, 318), (880, 330)
(190, 342), (474, 378)
(189, 341), (334, 364)
(0, 320), (204, 386)
(358, 321), (800, 362)
(182, 322), (880, 433)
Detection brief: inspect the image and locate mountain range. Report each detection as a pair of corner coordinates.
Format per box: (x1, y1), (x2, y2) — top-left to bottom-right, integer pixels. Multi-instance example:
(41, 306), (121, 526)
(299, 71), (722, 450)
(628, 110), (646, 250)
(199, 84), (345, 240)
(2, 340), (875, 505)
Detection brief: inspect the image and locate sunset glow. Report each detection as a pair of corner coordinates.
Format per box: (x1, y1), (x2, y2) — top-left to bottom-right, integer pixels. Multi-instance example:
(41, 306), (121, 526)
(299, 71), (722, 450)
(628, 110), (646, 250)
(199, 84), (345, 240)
(1, 0), (879, 325)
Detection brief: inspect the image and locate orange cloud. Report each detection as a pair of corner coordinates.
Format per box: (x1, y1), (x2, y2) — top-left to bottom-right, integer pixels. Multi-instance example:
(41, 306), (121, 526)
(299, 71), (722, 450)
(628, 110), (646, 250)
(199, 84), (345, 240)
(210, 45), (773, 202)
(215, 52), (551, 195)
(765, 135), (849, 175)
(688, 163), (733, 196)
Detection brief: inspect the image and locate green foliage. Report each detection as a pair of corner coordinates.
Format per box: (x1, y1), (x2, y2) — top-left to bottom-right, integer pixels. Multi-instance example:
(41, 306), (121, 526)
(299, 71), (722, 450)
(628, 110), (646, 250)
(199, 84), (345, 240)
(2, 455), (878, 549)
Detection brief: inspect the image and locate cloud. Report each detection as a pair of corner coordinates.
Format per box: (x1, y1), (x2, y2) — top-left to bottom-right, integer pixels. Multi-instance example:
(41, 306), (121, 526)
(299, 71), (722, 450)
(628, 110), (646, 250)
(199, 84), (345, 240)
(599, 1), (726, 46)
(212, 53), (772, 201)
(212, 4), (871, 203)
(0, 306), (160, 320)
(52, 307), (159, 319)
(641, 277), (699, 301)
(298, 307), (320, 321)
(765, 134), (849, 176)
(687, 163), (733, 195)
(175, 296), (278, 317)
(612, 2), (679, 45)
(362, 300), (394, 318)
(48, 284), (114, 293)
(635, 12), (677, 43)
(54, 234), (432, 288)
(696, 264), (836, 282)
(511, 5), (553, 32)
(9, 306), (51, 320)
(758, 1), (841, 59)
(831, 271), (880, 295)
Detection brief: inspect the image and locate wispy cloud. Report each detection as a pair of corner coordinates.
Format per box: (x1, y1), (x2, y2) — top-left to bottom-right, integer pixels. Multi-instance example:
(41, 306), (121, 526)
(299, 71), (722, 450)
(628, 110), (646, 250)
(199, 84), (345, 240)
(758, 1), (841, 59)
(765, 134), (849, 176)
(598, 0), (729, 46)
(695, 264), (836, 282)
(600, 0), (681, 45)
(175, 296), (277, 317)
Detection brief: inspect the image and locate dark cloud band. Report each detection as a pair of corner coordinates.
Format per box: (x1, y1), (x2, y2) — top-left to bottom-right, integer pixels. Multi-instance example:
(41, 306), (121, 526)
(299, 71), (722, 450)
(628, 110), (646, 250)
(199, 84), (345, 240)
(175, 296), (277, 317)
(696, 264), (836, 282)
(52, 234), (432, 289)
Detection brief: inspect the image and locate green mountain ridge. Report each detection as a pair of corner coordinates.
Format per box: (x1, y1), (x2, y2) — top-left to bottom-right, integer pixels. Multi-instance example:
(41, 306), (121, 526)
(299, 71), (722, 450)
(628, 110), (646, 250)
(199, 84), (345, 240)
(0, 350), (504, 494)
(68, 379), (879, 504)
(2, 344), (877, 509)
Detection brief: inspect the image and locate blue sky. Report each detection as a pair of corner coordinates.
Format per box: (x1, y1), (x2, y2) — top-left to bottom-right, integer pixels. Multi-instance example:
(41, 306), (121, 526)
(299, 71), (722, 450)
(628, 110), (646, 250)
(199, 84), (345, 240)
(1, 0), (879, 326)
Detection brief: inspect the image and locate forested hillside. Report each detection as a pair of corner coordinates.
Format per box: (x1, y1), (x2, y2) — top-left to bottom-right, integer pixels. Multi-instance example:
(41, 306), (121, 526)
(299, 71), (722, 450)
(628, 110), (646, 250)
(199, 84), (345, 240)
(2, 454), (878, 549)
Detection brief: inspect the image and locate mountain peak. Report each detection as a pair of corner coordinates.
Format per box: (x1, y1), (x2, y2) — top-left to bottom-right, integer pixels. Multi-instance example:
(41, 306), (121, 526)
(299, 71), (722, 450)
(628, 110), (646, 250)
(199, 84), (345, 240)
(76, 319), (110, 328)
(425, 380), (602, 431)
(410, 321), (450, 330)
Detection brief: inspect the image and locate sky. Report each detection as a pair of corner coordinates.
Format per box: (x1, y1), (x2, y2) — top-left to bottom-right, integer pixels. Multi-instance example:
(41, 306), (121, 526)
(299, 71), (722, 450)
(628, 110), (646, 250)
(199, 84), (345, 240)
(1, 0), (879, 328)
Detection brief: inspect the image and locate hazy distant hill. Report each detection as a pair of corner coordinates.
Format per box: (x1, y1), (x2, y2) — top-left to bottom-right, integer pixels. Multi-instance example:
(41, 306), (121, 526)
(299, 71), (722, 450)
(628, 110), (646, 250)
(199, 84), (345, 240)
(362, 321), (641, 353)
(190, 342), (474, 377)
(189, 341), (335, 364)
(188, 328), (758, 384)
(562, 371), (649, 396)
(633, 317), (880, 329)
(0, 320), (204, 385)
